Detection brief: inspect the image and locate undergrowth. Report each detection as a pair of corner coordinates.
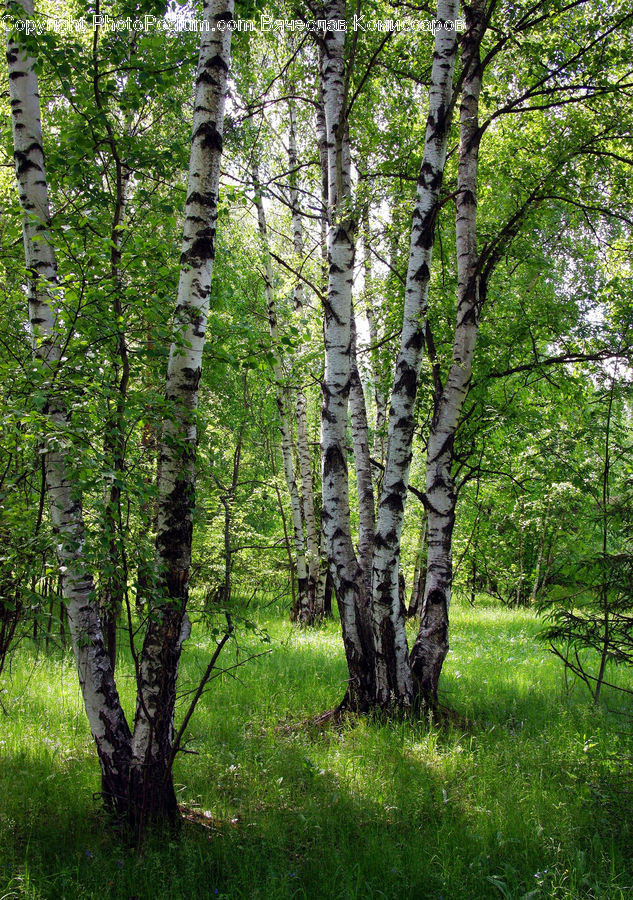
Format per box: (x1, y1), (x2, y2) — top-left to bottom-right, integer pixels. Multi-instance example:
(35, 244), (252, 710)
(0, 598), (631, 899)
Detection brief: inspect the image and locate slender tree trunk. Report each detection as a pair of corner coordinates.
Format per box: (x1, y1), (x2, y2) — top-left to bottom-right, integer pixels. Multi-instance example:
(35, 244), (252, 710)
(316, 521), (332, 618)
(530, 494), (552, 604)
(595, 366), (617, 704)
(289, 100), (321, 618)
(410, 0), (486, 708)
(252, 163), (311, 623)
(319, 0), (374, 709)
(314, 79), (331, 621)
(7, 0), (133, 810)
(371, 4), (459, 708)
(349, 314), (376, 583)
(296, 389), (320, 614)
(515, 514), (525, 606)
(408, 513), (428, 618)
(129, 0), (233, 822)
(90, 31), (135, 672)
(101, 169), (131, 672)
(362, 210), (386, 470)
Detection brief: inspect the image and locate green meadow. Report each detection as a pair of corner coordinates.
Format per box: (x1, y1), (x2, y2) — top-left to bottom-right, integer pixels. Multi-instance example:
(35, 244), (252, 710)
(1, 599), (631, 900)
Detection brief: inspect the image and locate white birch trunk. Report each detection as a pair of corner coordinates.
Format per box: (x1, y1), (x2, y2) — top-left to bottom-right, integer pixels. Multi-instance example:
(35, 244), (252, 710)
(350, 314), (376, 583)
(362, 212), (386, 469)
(295, 388), (321, 612)
(131, 0), (233, 819)
(7, 0), (132, 808)
(252, 163), (310, 621)
(289, 100), (321, 616)
(319, 0), (374, 708)
(410, 0), (487, 707)
(371, 4), (459, 707)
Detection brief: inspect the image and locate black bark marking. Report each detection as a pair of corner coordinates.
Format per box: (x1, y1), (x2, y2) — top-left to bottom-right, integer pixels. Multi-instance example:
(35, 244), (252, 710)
(181, 228), (216, 264)
(178, 365), (202, 392)
(393, 363), (417, 399)
(186, 190), (217, 208)
(405, 327), (424, 351)
(157, 479), (195, 564)
(323, 444), (346, 477)
(382, 476), (406, 510)
(412, 260), (431, 280)
(193, 121), (223, 151)
(14, 150), (41, 175)
(374, 528), (397, 550)
(205, 52), (230, 71)
(197, 70), (220, 88)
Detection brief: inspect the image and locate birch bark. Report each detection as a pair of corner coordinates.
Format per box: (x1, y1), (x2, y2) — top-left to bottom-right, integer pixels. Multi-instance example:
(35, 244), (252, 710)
(370, 3), (459, 707)
(288, 101), (321, 617)
(410, 0), (487, 707)
(6, 0), (132, 809)
(252, 163), (310, 622)
(350, 314), (375, 583)
(130, 0), (233, 819)
(362, 211), (386, 470)
(319, 0), (374, 708)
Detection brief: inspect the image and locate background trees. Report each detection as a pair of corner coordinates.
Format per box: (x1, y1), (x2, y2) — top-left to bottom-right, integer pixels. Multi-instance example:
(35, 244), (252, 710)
(0, 0), (632, 829)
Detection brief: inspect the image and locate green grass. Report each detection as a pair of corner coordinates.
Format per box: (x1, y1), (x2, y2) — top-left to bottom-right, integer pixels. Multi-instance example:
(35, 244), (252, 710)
(1, 599), (632, 899)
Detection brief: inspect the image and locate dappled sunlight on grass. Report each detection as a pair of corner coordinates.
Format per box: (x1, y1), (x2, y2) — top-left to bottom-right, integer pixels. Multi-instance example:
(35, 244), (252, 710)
(0, 599), (631, 898)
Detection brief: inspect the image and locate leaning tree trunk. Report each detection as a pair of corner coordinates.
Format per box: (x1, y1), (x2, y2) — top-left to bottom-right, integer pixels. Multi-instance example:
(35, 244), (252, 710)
(129, 0), (233, 823)
(319, 0), (374, 709)
(370, 4), (460, 708)
(252, 161), (310, 623)
(7, 0), (133, 810)
(410, 0), (486, 709)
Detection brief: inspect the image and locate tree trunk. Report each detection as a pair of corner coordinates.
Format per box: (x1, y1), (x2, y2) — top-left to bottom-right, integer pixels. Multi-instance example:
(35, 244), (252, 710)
(319, 0), (374, 709)
(7, 0), (133, 811)
(410, 0), (486, 709)
(530, 494), (552, 604)
(371, 4), (459, 708)
(289, 100), (321, 619)
(252, 163), (311, 623)
(362, 209), (387, 471)
(350, 314), (376, 582)
(130, 0), (233, 821)
(296, 388), (320, 615)
(9, 0), (233, 821)
(408, 514), (428, 617)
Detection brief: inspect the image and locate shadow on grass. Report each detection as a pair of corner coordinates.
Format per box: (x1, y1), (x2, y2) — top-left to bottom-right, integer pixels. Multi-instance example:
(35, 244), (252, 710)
(1, 614), (632, 900)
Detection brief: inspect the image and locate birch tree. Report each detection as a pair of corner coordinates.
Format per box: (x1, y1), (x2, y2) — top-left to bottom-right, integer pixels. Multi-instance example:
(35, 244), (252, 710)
(288, 99), (323, 618)
(369, 0), (459, 707)
(127, 0), (234, 820)
(8, 0), (234, 821)
(7, 0), (134, 808)
(409, 0), (487, 707)
(252, 162), (310, 623)
(319, 0), (376, 708)
(317, 0), (459, 709)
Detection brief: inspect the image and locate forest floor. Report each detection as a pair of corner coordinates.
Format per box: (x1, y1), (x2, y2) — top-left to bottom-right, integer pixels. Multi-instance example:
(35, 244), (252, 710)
(0, 599), (632, 899)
